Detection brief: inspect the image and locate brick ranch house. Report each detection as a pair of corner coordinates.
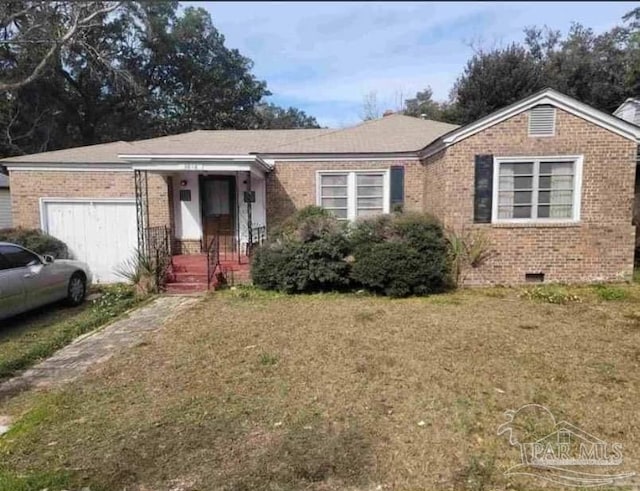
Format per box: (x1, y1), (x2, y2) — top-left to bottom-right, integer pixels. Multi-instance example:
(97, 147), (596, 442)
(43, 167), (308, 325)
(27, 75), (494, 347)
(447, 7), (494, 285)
(1, 88), (639, 290)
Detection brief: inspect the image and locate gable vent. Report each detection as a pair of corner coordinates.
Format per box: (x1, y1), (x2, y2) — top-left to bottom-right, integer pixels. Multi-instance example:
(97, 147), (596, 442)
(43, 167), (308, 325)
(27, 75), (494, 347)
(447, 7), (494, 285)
(528, 105), (556, 136)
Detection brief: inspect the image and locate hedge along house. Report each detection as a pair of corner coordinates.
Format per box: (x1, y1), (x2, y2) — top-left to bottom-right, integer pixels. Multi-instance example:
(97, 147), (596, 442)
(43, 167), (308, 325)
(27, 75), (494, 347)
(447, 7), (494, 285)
(1, 88), (639, 289)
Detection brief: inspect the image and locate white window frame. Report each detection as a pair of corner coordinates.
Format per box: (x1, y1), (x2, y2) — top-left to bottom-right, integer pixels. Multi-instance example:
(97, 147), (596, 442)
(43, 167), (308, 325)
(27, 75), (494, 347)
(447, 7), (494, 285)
(491, 155), (583, 224)
(316, 169), (390, 221)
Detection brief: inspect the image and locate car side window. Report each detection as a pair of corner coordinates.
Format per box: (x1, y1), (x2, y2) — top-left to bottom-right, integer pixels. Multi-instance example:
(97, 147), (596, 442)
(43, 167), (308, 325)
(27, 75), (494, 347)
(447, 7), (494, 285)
(0, 245), (41, 269)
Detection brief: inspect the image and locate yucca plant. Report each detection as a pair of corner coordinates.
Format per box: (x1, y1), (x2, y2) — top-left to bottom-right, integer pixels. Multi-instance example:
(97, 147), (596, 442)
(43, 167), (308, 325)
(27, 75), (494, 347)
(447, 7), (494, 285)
(116, 249), (170, 296)
(446, 228), (496, 287)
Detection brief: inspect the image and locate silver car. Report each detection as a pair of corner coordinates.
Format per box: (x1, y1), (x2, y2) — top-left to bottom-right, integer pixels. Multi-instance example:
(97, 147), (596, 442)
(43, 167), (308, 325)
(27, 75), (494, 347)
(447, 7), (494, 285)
(0, 242), (93, 321)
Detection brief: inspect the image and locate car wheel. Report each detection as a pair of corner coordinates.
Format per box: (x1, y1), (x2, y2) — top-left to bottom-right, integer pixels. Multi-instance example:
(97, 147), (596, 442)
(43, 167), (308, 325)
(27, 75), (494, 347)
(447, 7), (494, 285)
(67, 273), (86, 306)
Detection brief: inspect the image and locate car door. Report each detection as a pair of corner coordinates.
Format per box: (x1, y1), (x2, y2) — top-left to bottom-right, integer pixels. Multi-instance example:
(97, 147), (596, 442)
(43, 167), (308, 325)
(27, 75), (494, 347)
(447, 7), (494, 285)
(0, 245), (62, 310)
(0, 252), (27, 320)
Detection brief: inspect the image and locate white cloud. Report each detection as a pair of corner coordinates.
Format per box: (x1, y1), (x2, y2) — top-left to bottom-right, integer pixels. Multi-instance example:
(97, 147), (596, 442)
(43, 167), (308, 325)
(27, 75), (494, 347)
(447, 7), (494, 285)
(183, 1), (635, 124)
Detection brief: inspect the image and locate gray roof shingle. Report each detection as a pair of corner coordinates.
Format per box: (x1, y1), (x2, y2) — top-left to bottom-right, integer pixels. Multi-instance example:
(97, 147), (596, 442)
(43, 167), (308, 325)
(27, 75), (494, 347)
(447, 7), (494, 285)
(0, 115), (458, 163)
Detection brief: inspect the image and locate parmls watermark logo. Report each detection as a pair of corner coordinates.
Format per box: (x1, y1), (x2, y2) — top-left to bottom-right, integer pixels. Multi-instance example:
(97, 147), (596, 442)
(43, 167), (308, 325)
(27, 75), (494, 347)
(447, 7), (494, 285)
(497, 404), (635, 487)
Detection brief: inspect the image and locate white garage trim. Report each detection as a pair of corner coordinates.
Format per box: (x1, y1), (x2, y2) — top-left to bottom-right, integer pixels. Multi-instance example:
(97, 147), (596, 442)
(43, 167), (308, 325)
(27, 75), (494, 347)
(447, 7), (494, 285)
(39, 197), (136, 230)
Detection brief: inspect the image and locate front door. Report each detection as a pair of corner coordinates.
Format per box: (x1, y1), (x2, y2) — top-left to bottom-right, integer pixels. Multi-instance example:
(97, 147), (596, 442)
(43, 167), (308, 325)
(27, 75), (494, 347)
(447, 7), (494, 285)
(201, 175), (236, 254)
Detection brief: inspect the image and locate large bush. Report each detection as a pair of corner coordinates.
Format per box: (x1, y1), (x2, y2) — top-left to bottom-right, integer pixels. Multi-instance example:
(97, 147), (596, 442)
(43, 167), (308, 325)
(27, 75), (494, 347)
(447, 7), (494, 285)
(0, 228), (70, 258)
(251, 207), (351, 293)
(251, 208), (450, 297)
(350, 213), (450, 297)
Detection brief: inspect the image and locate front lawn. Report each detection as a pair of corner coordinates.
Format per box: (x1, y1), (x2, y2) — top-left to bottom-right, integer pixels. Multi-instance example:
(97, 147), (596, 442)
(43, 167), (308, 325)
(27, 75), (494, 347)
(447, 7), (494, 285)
(1, 284), (640, 490)
(0, 285), (141, 381)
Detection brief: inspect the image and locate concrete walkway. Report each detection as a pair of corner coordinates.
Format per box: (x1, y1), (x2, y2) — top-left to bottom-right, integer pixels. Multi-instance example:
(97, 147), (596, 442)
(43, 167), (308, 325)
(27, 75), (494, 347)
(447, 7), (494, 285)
(0, 295), (199, 401)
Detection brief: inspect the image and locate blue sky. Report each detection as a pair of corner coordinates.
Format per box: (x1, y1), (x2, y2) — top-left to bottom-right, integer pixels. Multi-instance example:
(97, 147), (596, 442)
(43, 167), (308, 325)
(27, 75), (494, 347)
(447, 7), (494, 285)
(184, 1), (635, 128)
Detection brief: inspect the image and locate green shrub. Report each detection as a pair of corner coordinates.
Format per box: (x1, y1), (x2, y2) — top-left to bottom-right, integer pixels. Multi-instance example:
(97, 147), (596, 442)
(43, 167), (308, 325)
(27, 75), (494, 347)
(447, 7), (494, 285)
(0, 227), (69, 258)
(350, 213), (449, 297)
(348, 214), (395, 253)
(273, 205), (343, 241)
(251, 233), (351, 293)
(351, 241), (446, 297)
(593, 284), (629, 301)
(253, 209), (450, 297)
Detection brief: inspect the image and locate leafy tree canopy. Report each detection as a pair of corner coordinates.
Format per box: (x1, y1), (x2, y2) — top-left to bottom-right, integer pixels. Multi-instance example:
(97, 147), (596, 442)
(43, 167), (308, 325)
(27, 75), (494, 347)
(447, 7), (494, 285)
(404, 8), (640, 125)
(0, 1), (319, 157)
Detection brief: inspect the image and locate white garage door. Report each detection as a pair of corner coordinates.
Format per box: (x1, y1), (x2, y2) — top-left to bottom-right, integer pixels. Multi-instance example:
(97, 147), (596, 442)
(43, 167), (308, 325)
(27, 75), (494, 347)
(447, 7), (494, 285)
(42, 199), (137, 283)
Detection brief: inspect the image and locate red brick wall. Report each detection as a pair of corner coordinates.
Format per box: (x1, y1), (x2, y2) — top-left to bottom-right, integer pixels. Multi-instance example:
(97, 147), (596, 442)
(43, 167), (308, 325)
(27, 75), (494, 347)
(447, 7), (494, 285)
(424, 108), (637, 284)
(266, 159), (423, 228)
(9, 170), (171, 230)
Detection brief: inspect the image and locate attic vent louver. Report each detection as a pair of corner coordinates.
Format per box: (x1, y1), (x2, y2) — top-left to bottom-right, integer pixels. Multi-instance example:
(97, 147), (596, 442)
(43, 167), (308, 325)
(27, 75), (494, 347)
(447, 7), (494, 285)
(528, 105), (556, 136)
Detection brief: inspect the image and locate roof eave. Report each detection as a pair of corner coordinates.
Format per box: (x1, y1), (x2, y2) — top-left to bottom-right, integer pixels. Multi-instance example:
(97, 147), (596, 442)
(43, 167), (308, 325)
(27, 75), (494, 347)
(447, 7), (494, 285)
(256, 150), (421, 160)
(119, 153), (273, 172)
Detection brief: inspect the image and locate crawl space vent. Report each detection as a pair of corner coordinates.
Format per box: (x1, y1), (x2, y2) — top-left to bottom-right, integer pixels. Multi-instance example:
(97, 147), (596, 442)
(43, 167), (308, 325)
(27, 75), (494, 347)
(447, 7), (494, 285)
(525, 273), (545, 283)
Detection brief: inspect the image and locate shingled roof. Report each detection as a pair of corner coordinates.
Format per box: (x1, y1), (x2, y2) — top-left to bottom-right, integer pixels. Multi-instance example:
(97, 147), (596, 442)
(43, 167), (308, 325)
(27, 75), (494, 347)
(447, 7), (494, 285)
(1, 115), (458, 164)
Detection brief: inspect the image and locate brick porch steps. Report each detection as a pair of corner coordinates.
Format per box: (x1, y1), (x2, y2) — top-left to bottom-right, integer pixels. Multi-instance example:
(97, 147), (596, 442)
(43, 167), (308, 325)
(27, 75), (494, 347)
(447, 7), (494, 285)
(165, 254), (251, 293)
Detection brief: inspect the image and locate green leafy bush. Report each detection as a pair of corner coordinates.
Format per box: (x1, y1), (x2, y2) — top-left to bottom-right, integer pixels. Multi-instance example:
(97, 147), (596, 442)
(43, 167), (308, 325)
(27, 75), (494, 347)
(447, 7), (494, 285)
(0, 227), (69, 258)
(350, 213), (450, 297)
(348, 214), (395, 253)
(252, 208), (450, 297)
(273, 205), (343, 242)
(251, 233), (351, 293)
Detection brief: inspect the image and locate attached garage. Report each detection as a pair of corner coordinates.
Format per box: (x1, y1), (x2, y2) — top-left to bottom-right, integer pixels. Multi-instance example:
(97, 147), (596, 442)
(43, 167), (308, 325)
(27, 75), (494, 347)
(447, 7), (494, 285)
(40, 198), (137, 283)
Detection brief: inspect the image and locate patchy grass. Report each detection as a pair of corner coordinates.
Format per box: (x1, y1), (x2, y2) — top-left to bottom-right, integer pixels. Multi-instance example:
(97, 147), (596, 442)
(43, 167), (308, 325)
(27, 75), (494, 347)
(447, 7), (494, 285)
(1, 285), (640, 490)
(593, 283), (629, 301)
(519, 284), (582, 304)
(0, 285), (143, 380)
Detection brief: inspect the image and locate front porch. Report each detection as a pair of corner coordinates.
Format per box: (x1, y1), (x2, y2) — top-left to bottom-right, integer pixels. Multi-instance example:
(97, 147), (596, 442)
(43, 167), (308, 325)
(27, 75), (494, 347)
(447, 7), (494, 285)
(129, 155), (270, 292)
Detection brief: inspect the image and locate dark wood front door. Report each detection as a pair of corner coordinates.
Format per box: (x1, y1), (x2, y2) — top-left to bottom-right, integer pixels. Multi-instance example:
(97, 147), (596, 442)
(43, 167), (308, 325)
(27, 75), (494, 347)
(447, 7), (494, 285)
(201, 175), (236, 253)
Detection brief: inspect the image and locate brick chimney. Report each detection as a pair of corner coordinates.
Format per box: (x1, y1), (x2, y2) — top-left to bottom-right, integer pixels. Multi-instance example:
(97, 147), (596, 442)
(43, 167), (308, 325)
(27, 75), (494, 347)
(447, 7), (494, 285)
(383, 109), (395, 117)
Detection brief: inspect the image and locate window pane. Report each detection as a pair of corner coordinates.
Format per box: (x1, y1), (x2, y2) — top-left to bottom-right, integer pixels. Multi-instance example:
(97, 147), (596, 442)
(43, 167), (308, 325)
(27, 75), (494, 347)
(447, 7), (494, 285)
(539, 204), (572, 218)
(357, 174), (383, 186)
(498, 206), (513, 219)
(321, 197), (348, 208)
(500, 162), (533, 176)
(328, 208), (348, 219)
(321, 174), (347, 186)
(357, 197), (383, 208)
(514, 191), (532, 204)
(357, 186), (383, 197)
(513, 206), (532, 219)
(321, 186), (348, 197)
(357, 208), (383, 217)
(0, 245), (40, 268)
(540, 161), (573, 175)
(514, 176), (533, 189)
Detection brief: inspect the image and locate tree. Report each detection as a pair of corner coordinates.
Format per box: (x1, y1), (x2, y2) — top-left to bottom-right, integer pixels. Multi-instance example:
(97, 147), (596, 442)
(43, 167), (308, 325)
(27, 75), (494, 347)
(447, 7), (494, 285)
(451, 43), (545, 124)
(0, 2), (320, 157)
(361, 91), (380, 120)
(0, 2), (124, 92)
(253, 103), (320, 129)
(149, 7), (269, 134)
(403, 86), (459, 123)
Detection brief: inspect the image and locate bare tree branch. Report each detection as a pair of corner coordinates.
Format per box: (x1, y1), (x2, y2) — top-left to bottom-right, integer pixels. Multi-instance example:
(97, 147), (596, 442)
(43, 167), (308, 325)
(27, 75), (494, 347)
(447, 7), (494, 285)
(0, 2), (123, 92)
